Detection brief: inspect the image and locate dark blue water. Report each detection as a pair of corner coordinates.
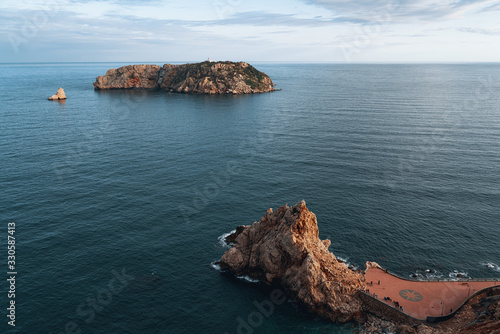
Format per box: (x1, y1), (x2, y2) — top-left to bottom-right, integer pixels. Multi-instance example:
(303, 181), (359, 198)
(1, 63), (499, 333)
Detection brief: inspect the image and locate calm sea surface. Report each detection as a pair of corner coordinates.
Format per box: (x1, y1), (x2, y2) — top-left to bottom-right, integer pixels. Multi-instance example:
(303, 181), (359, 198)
(1, 63), (499, 333)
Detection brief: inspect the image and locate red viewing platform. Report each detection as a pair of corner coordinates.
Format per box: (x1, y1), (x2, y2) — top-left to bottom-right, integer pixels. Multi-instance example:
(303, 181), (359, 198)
(365, 266), (499, 322)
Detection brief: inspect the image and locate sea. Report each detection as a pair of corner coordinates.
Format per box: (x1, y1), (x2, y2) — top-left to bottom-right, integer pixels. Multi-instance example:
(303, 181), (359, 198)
(1, 63), (499, 334)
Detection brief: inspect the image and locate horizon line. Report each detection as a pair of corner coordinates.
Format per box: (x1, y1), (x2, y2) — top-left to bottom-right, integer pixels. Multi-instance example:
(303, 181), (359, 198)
(2, 61), (500, 65)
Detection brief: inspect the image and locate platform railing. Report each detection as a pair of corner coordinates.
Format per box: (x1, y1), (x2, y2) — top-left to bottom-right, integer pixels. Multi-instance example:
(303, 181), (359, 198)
(372, 267), (500, 284)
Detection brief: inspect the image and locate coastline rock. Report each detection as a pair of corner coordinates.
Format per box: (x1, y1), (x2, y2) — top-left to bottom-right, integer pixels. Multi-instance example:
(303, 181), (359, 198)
(219, 202), (500, 333)
(93, 65), (161, 90)
(48, 87), (66, 100)
(443, 288), (500, 334)
(93, 61), (276, 94)
(224, 225), (246, 244)
(219, 201), (366, 323)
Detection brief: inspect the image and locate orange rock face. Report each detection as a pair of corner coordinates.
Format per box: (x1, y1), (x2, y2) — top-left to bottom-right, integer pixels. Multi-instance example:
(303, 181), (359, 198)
(157, 61), (276, 94)
(93, 61), (276, 94)
(48, 87), (67, 100)
(218, 202), (500, 333)
(93, 65), (161, 90)
(220, 201), (366, 323)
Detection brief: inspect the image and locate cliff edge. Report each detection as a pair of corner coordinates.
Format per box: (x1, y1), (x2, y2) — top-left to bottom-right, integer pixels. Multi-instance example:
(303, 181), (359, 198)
(218, 201), (500, 333)
(220, 201), (366, 323)
(93, 61), (276, 94)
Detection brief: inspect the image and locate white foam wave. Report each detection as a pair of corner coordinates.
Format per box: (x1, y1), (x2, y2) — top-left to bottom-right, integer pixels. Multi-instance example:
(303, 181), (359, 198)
(425, 273), (444, 280)
(449, 270), (469, 280)
(337, 256), (348, 263)
(211, 262), (221, 271)
(210, 261), (260, 283)
(218, 230), (236, 248)
(481, 261), (500, 272)
(336, 256), (358, 270)
(409, 269), (443, 280)
(237, 275), (260, 283)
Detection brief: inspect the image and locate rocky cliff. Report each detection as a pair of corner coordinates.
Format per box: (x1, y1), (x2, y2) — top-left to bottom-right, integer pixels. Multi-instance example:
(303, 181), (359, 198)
(94, 65), (161, 90)
(219, 201), (366, 323)
(218, 201), (500, 332)
(93, 61), (276, 94)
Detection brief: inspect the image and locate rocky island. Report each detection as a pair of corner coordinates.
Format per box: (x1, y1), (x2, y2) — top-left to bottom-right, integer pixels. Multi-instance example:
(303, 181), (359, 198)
(218, 201), (500, 333)
(93, 61), (277, 94)
(48, 87), (66, 100)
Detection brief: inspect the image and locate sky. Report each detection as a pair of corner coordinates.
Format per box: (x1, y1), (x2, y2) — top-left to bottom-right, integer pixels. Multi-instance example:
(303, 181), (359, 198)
(0, 0), (499, 63)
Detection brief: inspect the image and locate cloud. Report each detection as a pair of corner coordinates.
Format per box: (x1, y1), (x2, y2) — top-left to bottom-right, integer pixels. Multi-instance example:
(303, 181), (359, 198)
(459, 27), (500, 35)
(197, 11), (368, 26)
(302, 0), (500, 23)
(480, 2), (500, 10)
(1, 0), (500, 62)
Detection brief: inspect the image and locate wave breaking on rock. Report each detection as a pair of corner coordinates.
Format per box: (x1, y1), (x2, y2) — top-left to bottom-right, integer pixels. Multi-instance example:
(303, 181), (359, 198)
(217, 201), (500, 333)
(219, 201), (366, 323)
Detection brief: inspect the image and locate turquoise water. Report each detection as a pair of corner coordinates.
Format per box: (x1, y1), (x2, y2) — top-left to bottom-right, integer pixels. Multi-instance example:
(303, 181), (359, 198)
(1, 63), (499, 333)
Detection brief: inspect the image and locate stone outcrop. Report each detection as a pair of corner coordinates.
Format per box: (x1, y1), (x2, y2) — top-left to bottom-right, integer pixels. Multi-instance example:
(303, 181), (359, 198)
(218, 201), (500, 332)
(219, 201), (366, 323)
(48, 87), (66, 100)
(93, 65), (161, 90)
(93, 61), (276, 94)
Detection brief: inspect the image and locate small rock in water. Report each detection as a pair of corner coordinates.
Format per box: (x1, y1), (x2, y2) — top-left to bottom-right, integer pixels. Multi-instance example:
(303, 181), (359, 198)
(48, 87), (67, 100)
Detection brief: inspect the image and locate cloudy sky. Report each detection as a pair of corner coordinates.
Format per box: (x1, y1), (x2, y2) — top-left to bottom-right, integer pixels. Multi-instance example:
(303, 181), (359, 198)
(1, 0), (499, 63)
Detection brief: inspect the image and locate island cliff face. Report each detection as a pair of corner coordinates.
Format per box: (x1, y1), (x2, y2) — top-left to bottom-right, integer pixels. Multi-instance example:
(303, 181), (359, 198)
(220, 201), (366, 323)
(94, 65), (162, 90)
(93, 61), (276, 94)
